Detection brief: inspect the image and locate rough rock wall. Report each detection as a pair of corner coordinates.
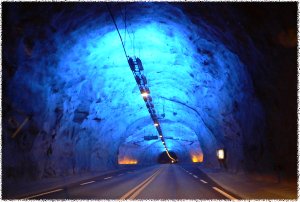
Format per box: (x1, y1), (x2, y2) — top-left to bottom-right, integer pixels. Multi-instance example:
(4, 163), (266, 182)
(2, 2), (297, 182)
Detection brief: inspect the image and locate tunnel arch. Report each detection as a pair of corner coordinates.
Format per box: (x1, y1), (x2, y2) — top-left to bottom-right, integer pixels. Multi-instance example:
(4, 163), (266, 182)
(4, 2), (295, 182)
(53, 2), (253, 170)
(118, 102), (219, 163)
(119, 121), (204, 164)
(119, 137), (192, 164)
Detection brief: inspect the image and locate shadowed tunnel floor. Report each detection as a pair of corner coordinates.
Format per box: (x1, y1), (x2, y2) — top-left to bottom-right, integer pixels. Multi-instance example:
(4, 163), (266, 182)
(19, 164), (239, 200)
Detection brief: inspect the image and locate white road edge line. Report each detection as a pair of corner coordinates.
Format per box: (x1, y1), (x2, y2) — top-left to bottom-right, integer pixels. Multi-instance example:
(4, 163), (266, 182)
(104, 176), (112, 180)
(80, 181), (95, 186)
(193, 175), (198, 178)
(212, 187), (237, 200)
(200, 179), (208, 184)
(25, 189), (64, 199)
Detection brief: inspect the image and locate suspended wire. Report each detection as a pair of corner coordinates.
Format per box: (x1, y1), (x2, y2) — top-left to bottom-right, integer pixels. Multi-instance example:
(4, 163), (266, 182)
(119, 3), (135, 57)
(106, 3), (128, 59)
(119, 3), (127, 49)
(124, 5), (127, 48)
(123, 12), (135, 56)
(107, 4), (175, 161)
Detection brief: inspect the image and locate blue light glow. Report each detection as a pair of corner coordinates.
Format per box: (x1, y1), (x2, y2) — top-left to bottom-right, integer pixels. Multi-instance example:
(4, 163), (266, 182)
(6, 3), (264, 171)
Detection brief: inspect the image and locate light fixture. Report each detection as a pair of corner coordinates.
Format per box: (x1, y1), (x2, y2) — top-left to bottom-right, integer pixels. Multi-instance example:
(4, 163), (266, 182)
(216, 149), (225, 160)
(141, 92), (148, 97)
(126, 56), (176, 162)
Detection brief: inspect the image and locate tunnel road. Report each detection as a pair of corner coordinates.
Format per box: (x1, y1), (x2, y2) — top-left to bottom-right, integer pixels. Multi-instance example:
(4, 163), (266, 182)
(22, 164), (240, 200)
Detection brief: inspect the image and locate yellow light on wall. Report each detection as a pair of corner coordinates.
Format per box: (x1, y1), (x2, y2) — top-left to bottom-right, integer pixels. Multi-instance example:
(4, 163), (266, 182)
(217, 149), (225, 160)
(191, 154), (203, 163)
(118, 157), (138, 165)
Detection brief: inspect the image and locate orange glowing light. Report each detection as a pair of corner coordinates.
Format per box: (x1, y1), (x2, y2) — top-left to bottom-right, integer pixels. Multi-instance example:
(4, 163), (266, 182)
(118, 157), (138, 165)
(191, 154), (203, 163)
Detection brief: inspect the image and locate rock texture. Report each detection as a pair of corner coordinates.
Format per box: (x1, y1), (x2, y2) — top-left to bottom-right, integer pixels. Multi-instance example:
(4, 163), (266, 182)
(2, 2), (297, 184)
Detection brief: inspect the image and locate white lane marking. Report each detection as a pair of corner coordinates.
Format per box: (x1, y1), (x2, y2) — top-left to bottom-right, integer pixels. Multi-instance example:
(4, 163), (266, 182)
(200, 179), (208, 184)
(80, 180), (95, 186)
(104, 176), (112, 180)
(212, 187), (237, 200)
(118, 173), (123, 176)
(189, 173), (192, 175)
(193, 175), (198, 178)
(25, 189), (64, 199)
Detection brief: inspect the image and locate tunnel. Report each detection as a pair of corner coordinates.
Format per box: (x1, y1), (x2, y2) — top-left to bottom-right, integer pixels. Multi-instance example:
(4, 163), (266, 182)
(157, 151), (178, 164)
(2, 2), (297, 199)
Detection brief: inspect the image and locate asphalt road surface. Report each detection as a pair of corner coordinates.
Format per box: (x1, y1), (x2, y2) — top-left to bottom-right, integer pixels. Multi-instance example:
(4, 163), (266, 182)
(22, 164), (240, 200)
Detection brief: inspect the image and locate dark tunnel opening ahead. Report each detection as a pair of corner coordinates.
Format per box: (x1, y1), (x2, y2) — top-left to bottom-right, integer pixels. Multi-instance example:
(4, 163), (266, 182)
(157, 151), (178, 164)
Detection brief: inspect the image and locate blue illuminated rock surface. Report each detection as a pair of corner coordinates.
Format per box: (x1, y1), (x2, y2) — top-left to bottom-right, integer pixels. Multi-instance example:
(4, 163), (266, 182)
(2, 3), (297, 182)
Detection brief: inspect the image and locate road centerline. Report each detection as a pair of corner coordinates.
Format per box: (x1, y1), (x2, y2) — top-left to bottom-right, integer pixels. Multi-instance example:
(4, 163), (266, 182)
(24, 189), (64, 199)
(80, 181), (95, 186)
(120, 167), (162, 200)
(128, 169), (162, 199)
(104, 176), (112, 180)
(200, 179), (208, 184)
(212, 187), (237, 200)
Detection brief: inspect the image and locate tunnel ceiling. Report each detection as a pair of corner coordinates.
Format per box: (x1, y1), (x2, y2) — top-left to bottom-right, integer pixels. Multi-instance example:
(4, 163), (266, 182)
(3, 2), (297, 179)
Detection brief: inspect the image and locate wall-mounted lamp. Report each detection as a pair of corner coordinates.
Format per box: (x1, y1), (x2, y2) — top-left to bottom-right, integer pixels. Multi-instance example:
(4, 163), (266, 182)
(216, 149), (225, 160)
(141, 92), (149, 97)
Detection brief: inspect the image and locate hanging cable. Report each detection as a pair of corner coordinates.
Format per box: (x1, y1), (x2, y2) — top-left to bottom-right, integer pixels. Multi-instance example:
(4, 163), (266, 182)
(120, 4), (135, 57)
(124, 4), (127, 48)
(118, 3), (127, 48)
(106, 3), (128, 59)
(106, 4), (175, 162)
